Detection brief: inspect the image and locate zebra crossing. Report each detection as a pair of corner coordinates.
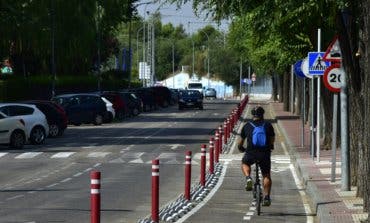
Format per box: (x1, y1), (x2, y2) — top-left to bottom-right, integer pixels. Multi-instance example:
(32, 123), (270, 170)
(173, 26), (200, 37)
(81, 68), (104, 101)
(0, 151), (203, 164)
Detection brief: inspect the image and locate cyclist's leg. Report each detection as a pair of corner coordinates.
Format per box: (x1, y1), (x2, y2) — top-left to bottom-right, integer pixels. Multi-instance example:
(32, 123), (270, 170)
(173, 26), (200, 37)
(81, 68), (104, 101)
(241, 151), (256, 177)
(242, 152), (256, 191)
(260, 151), (272, 205)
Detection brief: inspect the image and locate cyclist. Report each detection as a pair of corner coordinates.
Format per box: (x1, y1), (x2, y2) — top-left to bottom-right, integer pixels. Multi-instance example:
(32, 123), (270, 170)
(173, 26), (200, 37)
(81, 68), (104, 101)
(237, 106), (275, 206)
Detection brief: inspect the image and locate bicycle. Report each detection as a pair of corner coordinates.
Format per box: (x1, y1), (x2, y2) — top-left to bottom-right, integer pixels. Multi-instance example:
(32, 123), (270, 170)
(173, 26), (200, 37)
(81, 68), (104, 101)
(253, 161), (263, 215)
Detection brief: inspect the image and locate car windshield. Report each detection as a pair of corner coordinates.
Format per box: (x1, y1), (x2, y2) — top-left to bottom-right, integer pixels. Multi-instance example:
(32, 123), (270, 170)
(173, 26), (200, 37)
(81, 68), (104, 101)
(188, 83), (202, 89)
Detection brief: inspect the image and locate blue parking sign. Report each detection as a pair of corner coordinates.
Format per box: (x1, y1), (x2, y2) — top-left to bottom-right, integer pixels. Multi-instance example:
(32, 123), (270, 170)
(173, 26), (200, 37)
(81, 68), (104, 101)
(308, 52), (330, 75)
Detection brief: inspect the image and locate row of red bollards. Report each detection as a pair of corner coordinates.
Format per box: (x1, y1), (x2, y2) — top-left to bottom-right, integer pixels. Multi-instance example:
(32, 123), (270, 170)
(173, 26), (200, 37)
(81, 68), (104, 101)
(89, 95), (249, 223)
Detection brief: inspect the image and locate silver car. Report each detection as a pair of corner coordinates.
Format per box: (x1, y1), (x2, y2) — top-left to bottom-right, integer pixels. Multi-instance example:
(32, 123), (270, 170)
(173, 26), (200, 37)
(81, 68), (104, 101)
(205, 88), (217, 99)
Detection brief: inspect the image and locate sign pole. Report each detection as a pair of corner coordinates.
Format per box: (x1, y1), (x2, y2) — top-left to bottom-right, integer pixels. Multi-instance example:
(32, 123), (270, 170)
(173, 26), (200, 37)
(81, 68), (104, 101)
(301, 78), (305, 147)
(331, 94), (338, 182)
(290, 65), (294, 112)
(316, 28), (321, 162)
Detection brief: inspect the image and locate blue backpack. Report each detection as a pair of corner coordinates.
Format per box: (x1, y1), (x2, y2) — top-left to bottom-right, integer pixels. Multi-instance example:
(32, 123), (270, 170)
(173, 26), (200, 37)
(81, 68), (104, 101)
(249, 122), (267, 148)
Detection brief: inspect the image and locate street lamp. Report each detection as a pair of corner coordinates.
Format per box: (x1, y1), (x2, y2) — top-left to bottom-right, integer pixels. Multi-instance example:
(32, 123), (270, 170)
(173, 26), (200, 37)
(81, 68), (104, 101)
(198, 30), (210, 87)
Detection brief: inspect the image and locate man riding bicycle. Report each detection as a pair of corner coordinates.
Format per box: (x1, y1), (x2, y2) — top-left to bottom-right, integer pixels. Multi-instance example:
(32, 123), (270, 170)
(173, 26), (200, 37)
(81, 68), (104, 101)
(237, 106), (275, 206)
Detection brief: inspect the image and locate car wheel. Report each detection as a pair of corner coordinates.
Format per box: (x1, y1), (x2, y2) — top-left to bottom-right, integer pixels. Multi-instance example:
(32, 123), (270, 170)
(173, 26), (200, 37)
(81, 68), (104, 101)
(116, 111), (125, 121)
(30, 126), (46, 145)
(132, 108), (139, 116)
(10, 130), (25, 149)
(48, 124), (60, 137)
(93, 114), (103, 125)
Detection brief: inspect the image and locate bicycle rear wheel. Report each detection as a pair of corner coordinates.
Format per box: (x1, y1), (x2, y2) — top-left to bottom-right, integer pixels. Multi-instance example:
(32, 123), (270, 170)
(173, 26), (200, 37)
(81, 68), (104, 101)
(256, 185), (262, 215)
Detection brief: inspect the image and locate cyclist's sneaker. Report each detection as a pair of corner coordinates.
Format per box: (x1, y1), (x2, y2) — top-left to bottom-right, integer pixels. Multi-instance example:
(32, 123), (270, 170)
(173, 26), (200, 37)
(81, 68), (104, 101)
(245, 176), (253, 191)
(262, 195), (271, 206)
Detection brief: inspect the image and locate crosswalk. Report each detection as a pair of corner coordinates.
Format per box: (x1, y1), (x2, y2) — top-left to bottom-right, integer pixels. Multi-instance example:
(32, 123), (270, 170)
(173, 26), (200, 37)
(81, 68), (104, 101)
(0, 151), (203, 164)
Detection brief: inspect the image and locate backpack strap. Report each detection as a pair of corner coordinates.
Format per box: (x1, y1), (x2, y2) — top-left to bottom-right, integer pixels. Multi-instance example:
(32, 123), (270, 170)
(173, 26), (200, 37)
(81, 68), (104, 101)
(249, 122), (256, 128)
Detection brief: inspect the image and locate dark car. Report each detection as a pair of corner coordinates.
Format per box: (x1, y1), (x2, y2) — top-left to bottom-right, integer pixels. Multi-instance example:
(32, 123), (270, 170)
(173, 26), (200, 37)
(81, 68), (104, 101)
(178, 90), (203, 110)
(118, 91), (143, 116)
(52, 94), (107, 126)
(23, 100), (68, 137)
(150, 86), (172, 108)
(169, 88), (179, 105)
(128, 88), (156, 112)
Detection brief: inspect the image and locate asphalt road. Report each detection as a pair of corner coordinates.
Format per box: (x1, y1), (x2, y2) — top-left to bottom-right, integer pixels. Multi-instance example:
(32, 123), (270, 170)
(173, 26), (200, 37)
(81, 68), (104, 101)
(0, 99), (238, 223)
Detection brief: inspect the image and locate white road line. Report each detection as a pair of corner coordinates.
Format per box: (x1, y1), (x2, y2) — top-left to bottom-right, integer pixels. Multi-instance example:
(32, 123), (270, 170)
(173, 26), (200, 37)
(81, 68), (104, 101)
(88, 152), (111, 158)
(243, 216), (251, 220)
(73, 172), (83, 177)
(6, 195), (24, 200)
(177, 161), (229, 223)
(46, 183), (59, 188)
(84, 168), (93, 172)
(61, 178), (72, 183)
(0, 152), (8, 158)
(281, 142), (314, 223)
(51, 152), (75, 158)
(94, 163), (101, 167)
(15, 152), (42, 159)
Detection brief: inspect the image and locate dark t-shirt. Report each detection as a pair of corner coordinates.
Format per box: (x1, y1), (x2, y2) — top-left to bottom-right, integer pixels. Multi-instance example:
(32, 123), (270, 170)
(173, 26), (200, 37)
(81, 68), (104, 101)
(240, 119), (275, 151)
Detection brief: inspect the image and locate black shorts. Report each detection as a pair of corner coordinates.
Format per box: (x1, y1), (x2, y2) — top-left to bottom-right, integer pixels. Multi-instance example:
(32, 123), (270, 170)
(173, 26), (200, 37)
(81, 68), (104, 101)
(242, 149), (271, 175)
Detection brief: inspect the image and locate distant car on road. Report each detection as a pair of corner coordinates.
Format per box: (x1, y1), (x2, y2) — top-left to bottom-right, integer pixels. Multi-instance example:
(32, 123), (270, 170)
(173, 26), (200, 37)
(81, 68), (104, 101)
(0, 103), (49, 145)
(0, 112), (27, 149)
(187, 82), (204, 95)
(205, 88), (217, 99)
(178, 90), (203, 110)
(52, 94), (107, 126)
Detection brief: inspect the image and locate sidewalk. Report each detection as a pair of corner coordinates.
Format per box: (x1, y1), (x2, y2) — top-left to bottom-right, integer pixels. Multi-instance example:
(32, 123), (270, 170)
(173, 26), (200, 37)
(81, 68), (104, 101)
(270, 101), (368, 223)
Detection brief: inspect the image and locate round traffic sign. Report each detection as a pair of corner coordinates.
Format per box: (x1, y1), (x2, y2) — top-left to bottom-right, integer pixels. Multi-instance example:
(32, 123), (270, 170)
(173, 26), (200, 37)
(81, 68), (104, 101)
(323, 63), (343, 93)
(301, 57), (313, 79)
(294, 60), (306, 78)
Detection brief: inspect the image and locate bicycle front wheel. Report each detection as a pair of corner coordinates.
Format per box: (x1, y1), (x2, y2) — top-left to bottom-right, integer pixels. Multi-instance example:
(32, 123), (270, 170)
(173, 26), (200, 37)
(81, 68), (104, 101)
(256, 185), (262, 215)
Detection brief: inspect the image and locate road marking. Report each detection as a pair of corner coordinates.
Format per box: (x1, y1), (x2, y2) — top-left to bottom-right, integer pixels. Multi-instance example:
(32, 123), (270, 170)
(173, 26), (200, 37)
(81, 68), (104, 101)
(73, 172), (83, 177)
(46, 183), (59, 188)
(51, 152), (75, 158)
(88, 152), (111, 158)
(6, 195), (24, 201)
(61, 178), (72, 183)
(0, 152), (8, 158)
(281, 142), (314, 223)
(15, 152), (42, 159)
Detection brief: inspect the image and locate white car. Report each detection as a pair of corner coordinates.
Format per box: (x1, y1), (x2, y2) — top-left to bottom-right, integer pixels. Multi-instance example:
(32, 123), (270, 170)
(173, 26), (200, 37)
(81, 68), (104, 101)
(0, 111), (27, 149)
(0, 103), (49, 145)
(101, 97), (115, 123)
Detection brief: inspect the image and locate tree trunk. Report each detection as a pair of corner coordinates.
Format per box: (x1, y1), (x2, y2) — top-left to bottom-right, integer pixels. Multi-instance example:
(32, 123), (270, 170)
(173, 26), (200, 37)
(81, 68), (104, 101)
(321, 83), (333, 149)
(357, 0), (370, 215)
(278, 73), (283, 102)
(272, 73), (279, 101)
(294, 76), (302, 116)
(283, 69), (290, 111)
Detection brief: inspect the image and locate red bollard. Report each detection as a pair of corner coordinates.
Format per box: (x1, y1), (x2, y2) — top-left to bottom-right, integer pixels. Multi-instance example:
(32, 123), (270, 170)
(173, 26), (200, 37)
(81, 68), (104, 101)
(215, 131), (219, 163)
(200, 144), (206, 186)
(185, 151), (192, 200)
(223, 121), (228, 144)
(209, 138), (214, 174)
(218, 125), (223, 150)
(90, 171), (101, 223)
(152, 159), (159, 222)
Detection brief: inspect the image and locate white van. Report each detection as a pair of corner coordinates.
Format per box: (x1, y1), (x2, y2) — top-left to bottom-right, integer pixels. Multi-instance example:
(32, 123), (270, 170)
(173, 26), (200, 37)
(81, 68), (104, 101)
(187, 82), (204, 95)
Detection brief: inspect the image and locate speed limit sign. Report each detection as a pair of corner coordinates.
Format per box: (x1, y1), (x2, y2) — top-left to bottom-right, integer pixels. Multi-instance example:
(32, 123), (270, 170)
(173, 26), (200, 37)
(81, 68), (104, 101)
(323, 63), (343, 93)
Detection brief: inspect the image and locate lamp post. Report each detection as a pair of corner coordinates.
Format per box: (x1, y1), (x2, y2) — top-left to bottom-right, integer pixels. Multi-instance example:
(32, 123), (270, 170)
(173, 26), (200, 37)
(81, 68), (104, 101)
(199, 30), (210, 87)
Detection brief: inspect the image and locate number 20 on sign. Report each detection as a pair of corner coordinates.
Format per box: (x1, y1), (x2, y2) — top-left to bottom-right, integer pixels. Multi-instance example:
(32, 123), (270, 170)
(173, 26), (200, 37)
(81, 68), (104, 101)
(323, 63), (343, 93)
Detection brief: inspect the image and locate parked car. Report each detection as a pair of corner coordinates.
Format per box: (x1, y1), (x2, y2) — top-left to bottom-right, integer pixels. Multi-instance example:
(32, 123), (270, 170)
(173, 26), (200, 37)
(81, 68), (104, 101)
(119, 91), (143, 116)
(22, 100), (68, 137)
(52, 94), (107, 126)
(101, 97), (115, 123)
(150, 86), (172, 108)
(0, 103), (49, 145)
(0, 112), (27, 149)
(205, 88), (217, 99)
(128, 88), (156, 112)
(99, 91), (129, 120)
(169, 88), (179, 105)
(178, 90), (204, 110)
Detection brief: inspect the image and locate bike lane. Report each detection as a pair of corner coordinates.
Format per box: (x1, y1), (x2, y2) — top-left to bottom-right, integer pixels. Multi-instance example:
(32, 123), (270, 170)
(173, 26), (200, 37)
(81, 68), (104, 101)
(179, 100), (313, 223)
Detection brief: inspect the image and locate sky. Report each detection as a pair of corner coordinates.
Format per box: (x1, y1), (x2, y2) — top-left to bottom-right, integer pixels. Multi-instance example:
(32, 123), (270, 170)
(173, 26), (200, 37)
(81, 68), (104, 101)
(136, 1), (229, 34)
